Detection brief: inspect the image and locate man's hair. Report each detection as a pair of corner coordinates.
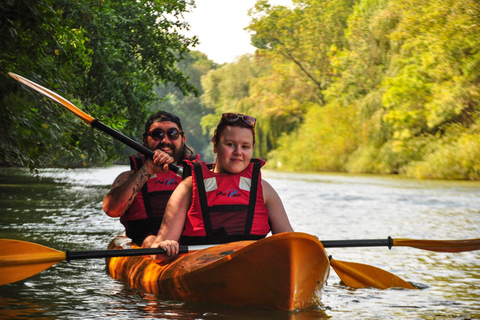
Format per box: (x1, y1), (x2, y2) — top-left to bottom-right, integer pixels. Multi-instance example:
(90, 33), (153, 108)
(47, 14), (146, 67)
(143, 111), (194, 158)
(144, 111), (184, 133)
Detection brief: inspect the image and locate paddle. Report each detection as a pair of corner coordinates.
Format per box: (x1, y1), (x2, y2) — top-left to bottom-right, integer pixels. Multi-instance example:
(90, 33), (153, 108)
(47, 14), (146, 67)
(323, 237), (480, 289)
(321, 237), (480, 253)
(2, 237), (478, 287)
(0, 238), (396, 288)
(0, 239), (191, 286)
(8, 72), (183, 176)
(329, 257), (416, 289)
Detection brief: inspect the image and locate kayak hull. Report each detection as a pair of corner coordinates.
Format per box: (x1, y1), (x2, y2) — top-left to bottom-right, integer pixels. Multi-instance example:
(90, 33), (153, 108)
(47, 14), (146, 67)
(106, 232), (329, 311)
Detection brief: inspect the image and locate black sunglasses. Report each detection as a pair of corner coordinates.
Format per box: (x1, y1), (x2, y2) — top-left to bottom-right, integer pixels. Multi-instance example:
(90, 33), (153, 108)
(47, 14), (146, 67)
(222, 113), (256, 128)
(147, 128), (183, 141)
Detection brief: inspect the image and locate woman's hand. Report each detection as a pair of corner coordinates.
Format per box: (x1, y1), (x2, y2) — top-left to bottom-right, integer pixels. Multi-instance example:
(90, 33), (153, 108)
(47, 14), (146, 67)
(150, 239), (180, 263)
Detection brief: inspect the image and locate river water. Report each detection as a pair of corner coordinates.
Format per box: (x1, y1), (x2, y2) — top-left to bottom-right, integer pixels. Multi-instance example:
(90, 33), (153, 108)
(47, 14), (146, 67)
(0, 166), (479, 319)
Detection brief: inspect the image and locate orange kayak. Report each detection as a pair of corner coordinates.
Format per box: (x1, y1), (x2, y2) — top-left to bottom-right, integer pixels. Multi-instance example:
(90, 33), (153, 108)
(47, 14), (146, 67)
(106, 232), (330, 311)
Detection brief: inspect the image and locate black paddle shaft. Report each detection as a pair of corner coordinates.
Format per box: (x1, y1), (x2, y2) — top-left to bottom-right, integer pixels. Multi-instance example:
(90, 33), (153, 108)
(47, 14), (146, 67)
(65, 237), (396, 262)
(321, 237), (394, 249)
(91, 119), (183, 176)
(66, 246), (189, 261)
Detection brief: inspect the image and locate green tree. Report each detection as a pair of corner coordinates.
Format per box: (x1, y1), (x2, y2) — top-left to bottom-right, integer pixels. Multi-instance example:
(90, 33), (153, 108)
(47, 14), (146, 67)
(165, 0), (480, 180)
(248, 0), (357, 106)
(244, 0), (358, 160)
(382, 0), (480, 178)
(200, 55), (276, 158)
(325, 0), (401, 173)
(153, 51), (218, 162)
(1, 0), (92, 168)
(1, 0), (197, 168)
(383, 0), (480, 136)
(255, 0), (480, 178)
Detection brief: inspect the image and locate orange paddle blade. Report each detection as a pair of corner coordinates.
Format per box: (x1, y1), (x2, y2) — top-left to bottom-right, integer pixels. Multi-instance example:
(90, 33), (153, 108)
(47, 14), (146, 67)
(0, 239), (66, 286)
(393, 238), (480, 252)
(330, 258), (416, 289)
(8, 72), (95, 124)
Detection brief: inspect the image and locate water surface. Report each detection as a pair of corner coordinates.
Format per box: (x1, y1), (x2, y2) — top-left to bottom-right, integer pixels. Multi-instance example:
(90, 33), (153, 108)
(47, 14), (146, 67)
(0, 167), (479, 319)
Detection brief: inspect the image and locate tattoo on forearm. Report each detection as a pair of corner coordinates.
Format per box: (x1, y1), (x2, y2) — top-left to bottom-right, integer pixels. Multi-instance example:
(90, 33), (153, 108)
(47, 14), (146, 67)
(119, 166), (151, 216)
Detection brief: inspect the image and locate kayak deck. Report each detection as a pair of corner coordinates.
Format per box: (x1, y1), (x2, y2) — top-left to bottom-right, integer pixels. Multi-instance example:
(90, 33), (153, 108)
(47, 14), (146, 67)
(106, 232), (329, 311)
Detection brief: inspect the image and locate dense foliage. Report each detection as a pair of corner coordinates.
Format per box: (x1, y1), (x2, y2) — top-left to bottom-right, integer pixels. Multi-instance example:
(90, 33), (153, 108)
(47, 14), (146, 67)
(200, 0), (480, 180)
(2, 0), (479, 180)
(1, 0), (197, 168)
(153, 51), (218, 162)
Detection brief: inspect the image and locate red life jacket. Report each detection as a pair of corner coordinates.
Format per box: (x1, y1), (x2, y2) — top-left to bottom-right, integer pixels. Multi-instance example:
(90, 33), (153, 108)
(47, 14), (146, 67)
(180, 159), (270, 245)
(120, 154), (196, 245)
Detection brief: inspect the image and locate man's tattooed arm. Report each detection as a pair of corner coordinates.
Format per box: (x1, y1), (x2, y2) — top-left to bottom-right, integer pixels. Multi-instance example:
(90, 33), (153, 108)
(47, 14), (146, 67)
(103, 165), (153, 217)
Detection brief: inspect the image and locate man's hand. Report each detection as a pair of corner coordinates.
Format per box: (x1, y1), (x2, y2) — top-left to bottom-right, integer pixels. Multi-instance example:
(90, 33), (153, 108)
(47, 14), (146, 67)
(145, 149), (174, 174)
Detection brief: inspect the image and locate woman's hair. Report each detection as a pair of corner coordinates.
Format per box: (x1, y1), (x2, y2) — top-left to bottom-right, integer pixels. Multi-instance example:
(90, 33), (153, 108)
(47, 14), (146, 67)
(211, 113), (256, 146)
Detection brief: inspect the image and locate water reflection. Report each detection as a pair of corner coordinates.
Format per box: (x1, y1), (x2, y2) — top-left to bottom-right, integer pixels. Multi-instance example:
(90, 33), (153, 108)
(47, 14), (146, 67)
(101, 289), (330, 320)
(0, 167), (479, 319)
(0, 297), (53, 320)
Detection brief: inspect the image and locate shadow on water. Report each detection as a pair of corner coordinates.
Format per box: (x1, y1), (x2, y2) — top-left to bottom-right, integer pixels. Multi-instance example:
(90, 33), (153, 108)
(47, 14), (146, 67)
(0, 279), (330, 320)
(105, 289), (331, 320)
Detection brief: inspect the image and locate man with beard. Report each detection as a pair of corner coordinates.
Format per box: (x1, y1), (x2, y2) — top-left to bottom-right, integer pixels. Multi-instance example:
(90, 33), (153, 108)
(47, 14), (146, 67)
(103, 111), (198, 247)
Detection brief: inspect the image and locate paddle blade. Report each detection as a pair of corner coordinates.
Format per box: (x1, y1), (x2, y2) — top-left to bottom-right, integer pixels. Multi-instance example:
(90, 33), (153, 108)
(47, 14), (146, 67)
(394, 238), (480, 252)
(330, 258), (416, 290)
(0, 239), (66, 286)
(8, 72), (95, 124)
